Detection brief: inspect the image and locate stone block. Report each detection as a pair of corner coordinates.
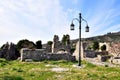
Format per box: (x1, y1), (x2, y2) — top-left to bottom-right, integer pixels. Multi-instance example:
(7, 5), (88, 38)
(97, 55), (111, 62)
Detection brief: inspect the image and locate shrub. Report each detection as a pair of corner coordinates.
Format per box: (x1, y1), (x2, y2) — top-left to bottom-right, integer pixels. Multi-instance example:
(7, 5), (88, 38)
(92, 41), (99, 51)
(101, 44), (106, 51)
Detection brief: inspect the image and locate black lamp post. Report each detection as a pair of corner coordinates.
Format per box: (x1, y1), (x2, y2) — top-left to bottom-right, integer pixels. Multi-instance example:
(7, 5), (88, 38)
(70, 13), (89, 66)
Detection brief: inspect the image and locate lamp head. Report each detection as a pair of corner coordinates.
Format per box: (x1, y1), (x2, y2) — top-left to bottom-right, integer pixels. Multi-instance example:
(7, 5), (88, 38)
(70, 22), (75, 30)
(85, 25), (89, 32)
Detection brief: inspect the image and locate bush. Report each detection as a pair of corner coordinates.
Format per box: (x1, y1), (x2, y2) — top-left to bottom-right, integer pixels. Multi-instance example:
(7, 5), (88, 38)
(70, 48), (75, 54)
(36, 40), (42, 49)
(101, 44), (106, 51)
(47, 41), (53, 46)
(16, 39), (36, 51)
(92, 41), (99, 51)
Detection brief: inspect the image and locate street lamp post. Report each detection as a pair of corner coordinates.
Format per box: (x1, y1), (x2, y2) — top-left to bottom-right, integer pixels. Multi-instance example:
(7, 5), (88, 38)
(70, 13), (89, 66)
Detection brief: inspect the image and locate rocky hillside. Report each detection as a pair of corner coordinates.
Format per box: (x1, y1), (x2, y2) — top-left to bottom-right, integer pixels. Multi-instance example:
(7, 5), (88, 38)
(43, 31), (120, 49)
(85, 31), (120, 42)
(71, 31), (120, 43)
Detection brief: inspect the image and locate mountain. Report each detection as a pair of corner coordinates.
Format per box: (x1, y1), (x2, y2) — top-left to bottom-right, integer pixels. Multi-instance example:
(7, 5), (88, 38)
(85, 31), (120, 42)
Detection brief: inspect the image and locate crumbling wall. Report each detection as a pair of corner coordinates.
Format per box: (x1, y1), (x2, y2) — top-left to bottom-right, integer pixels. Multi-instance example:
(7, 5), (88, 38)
(20, 48), (76, 61)
(0, 42), (17, 60)
(52, 35), (71, 53)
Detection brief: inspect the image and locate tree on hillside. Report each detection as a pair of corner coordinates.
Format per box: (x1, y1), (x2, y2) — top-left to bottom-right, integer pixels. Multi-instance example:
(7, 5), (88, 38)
(36, 40), (42, 49)
(101, 44), (106, 51)
(92, 41), (99, 51)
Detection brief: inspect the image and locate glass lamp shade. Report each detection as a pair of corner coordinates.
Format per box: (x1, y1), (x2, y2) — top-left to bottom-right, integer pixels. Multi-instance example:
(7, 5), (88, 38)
(70, 23), (75, 30)
(85, 25), (89, 32)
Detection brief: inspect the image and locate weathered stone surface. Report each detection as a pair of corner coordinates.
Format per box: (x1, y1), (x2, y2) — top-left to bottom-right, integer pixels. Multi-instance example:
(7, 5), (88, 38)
(21, 48), (46, 61)
(0, 42), (17, 60)
(108, 42), (120, 57)
(25, 59), (33, 62)
(109, 57), (120, 64)
(112, 58), (120, 64)
(84, 50), (96, 58)
(73, 41), (85, 60)
(97, 55), (111, 62)
(20, 48), (76, 61)
(0, 51), (2, 57)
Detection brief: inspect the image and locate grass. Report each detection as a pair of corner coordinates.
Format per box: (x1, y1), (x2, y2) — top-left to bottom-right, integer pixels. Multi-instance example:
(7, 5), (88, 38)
(0, 58), (120, 80)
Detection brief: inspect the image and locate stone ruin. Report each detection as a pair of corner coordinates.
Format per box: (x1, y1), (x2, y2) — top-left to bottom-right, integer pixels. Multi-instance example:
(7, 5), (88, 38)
(52, 35), (71, 53)
(20, 48), (76, 61)
(108, 42), (120, 64)
(20, 35), (76, 61)
(73, 41), (85, 60)
(73, 41), (112, 62)
(0, 42), (17, 60)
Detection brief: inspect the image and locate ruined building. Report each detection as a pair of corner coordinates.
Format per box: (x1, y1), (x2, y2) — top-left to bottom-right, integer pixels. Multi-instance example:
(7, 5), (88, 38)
(52, 35), (71, 53)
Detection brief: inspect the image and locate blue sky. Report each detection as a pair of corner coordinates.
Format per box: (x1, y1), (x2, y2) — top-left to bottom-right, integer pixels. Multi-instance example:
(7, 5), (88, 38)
(0, 0), (120, 45)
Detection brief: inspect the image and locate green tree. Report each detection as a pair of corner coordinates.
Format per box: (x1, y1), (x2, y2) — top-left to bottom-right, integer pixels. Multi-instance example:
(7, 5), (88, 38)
(92, 41), (99, 51)
(87, 46), (92, 50)
(0, 44), (5, 49)
(36, 40), (42, 49)
(47, 41), (53, 46)
(16, 39), (36, 51)
(62, 35), (66, 45)
(101, 44), (106, 51)
(66, 34), (70, 44)
(61, 34), (70, 45)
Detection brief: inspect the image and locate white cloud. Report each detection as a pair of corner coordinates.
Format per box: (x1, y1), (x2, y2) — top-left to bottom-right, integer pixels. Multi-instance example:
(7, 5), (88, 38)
(0, 0), (119, 46)
(0, 0), (73, 46)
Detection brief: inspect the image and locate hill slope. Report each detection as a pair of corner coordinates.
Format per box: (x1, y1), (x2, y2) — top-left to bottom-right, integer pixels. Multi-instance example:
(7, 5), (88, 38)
(85, 31), (120, 42)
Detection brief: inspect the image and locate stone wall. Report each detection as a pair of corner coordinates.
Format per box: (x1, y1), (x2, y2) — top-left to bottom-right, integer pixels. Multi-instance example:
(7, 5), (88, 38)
(108, 42), (120, 57)
(20, 48), (76, 61)
(97, 55), (111, 62)
(73, 41), (87, 60)
(84, 50), (96, 58)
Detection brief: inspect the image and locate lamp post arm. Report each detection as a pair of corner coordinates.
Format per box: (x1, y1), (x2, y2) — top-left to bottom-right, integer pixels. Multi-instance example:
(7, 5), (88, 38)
(81, 17), (88, 25)
(71, 18), (80, 23)
(71, 15), (88, 25)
